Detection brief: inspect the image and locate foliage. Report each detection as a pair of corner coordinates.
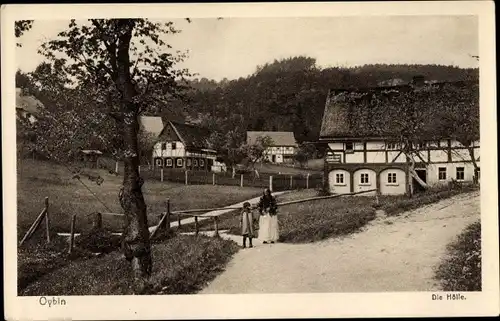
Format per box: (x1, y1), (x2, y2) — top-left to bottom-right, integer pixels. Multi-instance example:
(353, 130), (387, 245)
(20, 235), (239, 295)
(178, 59), (478, 147)
(138, 124), (158, 165)
(435, 221), (481, 291)
(15, 20), (34, 46)
(239, 135), (274, 169)
(295, 142), (316, 167)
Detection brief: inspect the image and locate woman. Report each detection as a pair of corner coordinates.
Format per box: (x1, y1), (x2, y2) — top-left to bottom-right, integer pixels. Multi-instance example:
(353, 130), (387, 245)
(257, 188), (279, 244)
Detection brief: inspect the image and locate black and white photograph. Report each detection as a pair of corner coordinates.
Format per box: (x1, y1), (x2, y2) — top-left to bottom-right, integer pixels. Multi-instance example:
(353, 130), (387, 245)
(2, 2), (498, 320)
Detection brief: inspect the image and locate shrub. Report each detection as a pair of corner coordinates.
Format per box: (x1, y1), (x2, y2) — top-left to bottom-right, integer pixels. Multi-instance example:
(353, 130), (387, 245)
(435, 221), (481, 291)
(20, 235), (239, 296)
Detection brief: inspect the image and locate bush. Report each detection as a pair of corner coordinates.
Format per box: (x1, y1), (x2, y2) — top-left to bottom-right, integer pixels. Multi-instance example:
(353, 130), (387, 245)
(435, 221), (481, 291)
(20, 235), (239, 296)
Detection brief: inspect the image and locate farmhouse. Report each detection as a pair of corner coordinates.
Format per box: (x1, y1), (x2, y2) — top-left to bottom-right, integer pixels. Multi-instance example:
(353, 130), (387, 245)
(247, 131), (298, 164)
(318, 78), (480, 196)
(153, 121), (225, 172)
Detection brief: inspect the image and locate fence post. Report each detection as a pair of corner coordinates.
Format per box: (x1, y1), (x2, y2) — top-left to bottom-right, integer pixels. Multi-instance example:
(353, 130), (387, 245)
(44, 197), (50, 243)
(68, 214), (76, 254)
(290, 175), (293, 189)
(177, 213), (182, 230)
(138, 165), (141, 174)
(212, 173), (216, 185)
(115, 161), (119, 174)
(195, 216), (199, 236)
(306, 173), (310, 189)
(92, 212), (103, 229)
(269, 175), (273, 192)
(161, 168), (164, 182)
(185, 170), (188, 185)
(213, 216), (219, 237)
(159, 199), (170, 230)
(240, 174), (244, 187)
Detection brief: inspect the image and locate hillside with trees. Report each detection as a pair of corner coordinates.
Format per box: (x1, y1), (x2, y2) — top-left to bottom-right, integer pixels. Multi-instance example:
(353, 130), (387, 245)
(173, 57), (478, 149)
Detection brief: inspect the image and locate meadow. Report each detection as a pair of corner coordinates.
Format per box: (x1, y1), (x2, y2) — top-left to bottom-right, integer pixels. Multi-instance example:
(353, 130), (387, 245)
(17, 159), (264, 235)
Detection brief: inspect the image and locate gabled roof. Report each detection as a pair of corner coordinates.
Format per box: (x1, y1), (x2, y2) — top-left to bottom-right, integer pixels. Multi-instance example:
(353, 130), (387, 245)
(16, 88), (44, 115)
(164, 121), (214, 150)
(139, 116), (164, 136)
(319, 80), (479, 141)
(247, 131), (298, 147)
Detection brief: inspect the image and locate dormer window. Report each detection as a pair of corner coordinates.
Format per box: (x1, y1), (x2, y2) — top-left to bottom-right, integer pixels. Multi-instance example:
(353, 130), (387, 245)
(344, 142), (354, 153)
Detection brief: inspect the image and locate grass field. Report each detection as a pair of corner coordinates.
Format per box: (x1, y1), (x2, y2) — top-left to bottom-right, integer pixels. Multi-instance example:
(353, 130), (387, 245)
(20, 234), (239, 295)
(17, 159), (264, 236)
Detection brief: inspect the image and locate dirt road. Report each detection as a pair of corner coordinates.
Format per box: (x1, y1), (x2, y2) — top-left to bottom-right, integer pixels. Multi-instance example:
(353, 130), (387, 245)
(200, 191), (480, 293)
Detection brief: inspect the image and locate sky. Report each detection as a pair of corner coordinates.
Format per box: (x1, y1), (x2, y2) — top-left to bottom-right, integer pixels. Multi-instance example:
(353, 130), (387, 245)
(15, 15), (479, 81)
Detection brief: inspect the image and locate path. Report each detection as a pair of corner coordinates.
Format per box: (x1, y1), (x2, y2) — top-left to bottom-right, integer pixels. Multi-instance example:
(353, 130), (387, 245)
(148, 191), (288, 233)
(200, 191), (480, 293)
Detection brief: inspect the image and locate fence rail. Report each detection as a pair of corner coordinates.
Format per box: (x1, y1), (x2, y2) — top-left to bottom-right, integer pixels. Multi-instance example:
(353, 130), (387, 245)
(139, 167), (323, 191)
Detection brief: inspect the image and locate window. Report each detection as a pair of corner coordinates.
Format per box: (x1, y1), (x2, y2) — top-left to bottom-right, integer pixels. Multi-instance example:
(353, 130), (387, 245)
(166, 158), (173, 167)
(155, 158), (163, 167)
(456, 167), (465, 180)
(172, 142), (177, 150)
(386, 142), (397, 150)
(387, 172), (397, 184)
(345, 142), (354, 153)
(360, 173), (369, 184)
(335, 173), (344, 184)
(193, 159), (198, 167)
(176, 158), (183, 167)
(438, 167), (447, 180)
(417, 142), (427, 149)
(200, 159), (205, 167)
(161, 143), (166, 150)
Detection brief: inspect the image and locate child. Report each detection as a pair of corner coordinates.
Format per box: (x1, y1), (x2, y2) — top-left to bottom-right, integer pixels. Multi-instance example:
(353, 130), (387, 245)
(240, 202), (254, 248)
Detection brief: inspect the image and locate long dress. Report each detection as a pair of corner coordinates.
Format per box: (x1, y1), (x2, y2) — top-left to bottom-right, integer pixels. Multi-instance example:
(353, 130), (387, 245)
(258, 211), (271, 241)
(257, 195), (279, 242)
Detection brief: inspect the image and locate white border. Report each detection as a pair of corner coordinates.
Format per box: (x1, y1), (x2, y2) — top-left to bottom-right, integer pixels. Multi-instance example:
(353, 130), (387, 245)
(2, 2), (498, 319)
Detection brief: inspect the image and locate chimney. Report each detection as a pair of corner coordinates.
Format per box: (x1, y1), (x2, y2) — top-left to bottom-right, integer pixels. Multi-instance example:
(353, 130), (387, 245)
(412, 75), (426, 87)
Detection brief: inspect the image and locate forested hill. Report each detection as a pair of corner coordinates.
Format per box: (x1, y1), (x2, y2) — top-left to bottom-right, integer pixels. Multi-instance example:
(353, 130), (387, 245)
(172, 57), (478, 145)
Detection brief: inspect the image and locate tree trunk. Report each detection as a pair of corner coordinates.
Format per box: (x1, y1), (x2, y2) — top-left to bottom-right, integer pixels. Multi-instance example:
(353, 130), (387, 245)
(115, 20), (152, 281)
(467, 146), (480, 184)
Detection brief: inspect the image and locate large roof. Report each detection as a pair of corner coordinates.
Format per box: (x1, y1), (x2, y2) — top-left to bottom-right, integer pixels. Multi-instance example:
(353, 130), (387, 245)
(139, 116), (164, 136)
(16, 88), (44, 115)
(167, 121), (213, 150)
(319, 80), (479, 141)
(247, 131), (298, 146)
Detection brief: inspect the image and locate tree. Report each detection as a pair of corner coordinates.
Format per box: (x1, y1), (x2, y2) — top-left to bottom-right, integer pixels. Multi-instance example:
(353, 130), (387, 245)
(239, 135), (274, 174)
(138, 125), (158, 166)
(295, 142), (316, 168)
(32, 19), (190, 282)
(15, 20), (34, 47)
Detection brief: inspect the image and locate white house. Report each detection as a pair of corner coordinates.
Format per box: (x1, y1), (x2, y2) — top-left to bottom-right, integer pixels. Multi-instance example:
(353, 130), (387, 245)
(152, 121), (226, 172)
(318, 79), (480, 196)
(246, 131), (298, 164)
(16, 88), (43, 123)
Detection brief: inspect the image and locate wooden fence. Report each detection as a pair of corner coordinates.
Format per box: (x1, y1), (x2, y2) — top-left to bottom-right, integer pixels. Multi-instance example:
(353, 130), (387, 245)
(20, 189), (377, 253)
(139, 167), (323, 191)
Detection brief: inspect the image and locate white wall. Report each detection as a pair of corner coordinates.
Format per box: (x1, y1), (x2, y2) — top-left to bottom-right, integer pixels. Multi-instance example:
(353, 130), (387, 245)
(366, 142), (385, 150)
(379, 168), (406, 195)
(366, 151), (386, 163)
(345, 152), (364, 163)
(426, 162), (478, 185)
(328, 169), (351, 194)
(328, 142), (344, 150)
(353, 169), (377, 196)
(387, 151), (406, 163)
(153, 141), (186, 158)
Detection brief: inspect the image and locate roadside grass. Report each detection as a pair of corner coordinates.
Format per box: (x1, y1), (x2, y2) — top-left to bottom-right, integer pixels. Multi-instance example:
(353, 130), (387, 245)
(191, 184), (480, 244)
(17, 159), (263, 236)
(20, 234), (239, 296)
(434, 221), (481, 291)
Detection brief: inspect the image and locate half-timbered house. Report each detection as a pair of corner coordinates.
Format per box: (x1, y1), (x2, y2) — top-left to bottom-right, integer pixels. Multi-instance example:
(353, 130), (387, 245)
(247, 131), (298, 164)
(152, 121), (225, 172)
(318, 78), (480, 195)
